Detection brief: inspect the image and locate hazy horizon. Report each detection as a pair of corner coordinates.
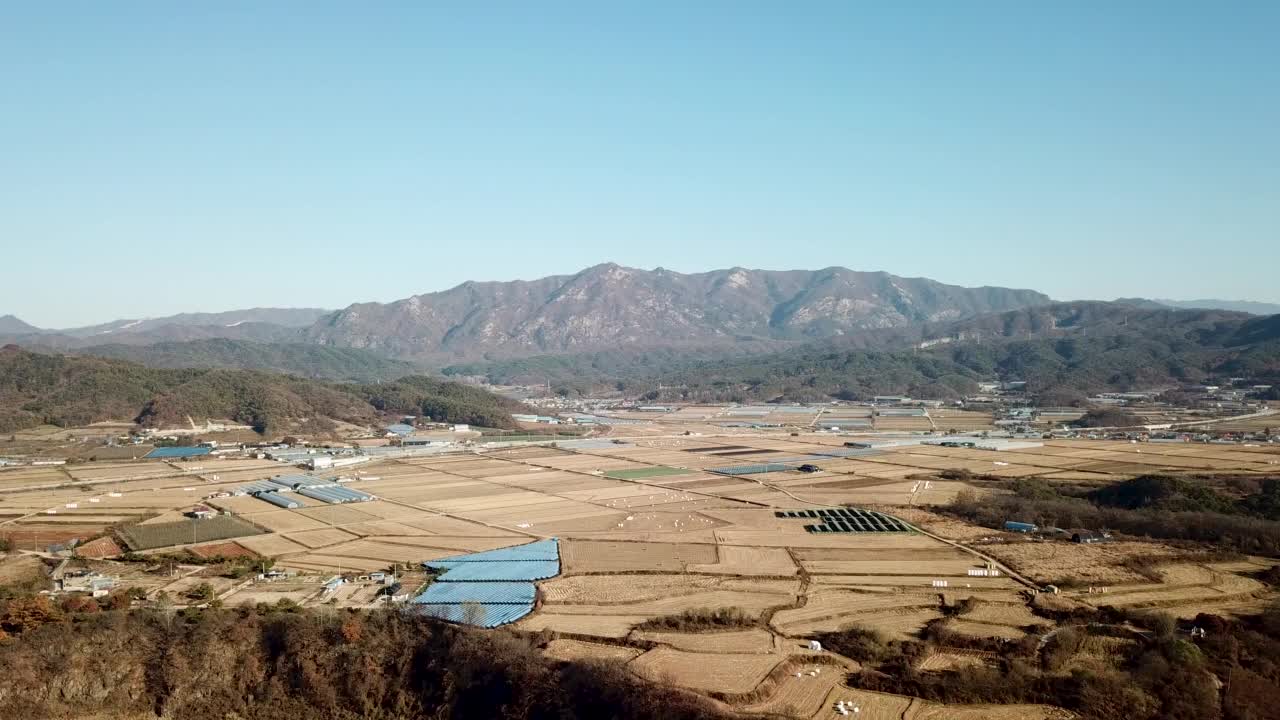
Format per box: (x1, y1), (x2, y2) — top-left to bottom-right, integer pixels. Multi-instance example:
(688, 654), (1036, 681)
(3, 3), (1277, 326)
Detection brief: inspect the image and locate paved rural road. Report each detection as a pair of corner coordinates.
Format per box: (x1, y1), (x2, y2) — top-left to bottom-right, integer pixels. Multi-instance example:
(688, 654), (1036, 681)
(890, 519), (1039, 591)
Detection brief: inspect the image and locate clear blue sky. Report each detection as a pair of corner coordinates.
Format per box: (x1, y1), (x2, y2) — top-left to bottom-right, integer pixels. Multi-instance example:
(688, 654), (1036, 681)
(2, 2), (1277, 327)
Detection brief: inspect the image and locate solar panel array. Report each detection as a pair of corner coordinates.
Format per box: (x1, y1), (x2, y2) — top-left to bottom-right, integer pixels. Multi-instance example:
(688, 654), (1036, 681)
(413, 539), (560, 629)
(775, 508), (911, 533)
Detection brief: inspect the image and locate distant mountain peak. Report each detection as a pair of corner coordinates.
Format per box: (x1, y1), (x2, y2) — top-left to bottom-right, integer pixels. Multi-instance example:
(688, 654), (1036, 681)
(0, 315), (41, 334)
(302, 265), (1051, 361)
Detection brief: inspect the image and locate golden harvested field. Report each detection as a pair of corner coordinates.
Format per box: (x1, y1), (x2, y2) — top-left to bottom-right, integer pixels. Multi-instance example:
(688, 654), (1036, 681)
(233, 509), (328, 533)
(543, 589), (796, 619)
(1078, 569), (1266, 611)
(984, 541), (1182, 585)
(816, 687), (912, 720)
(742, 668), (844, 717)
(394, 514), (527, 537)
(801, 558), (977, 575)
(286, 528), (360, 549)
(515, 612), (650, 638)
(560, 540), (718, 572)
(310, 539), (450, 564)
(5, 434), (1280, 712)
(809, 575), (1017, 590)
(771, 590), (943, 637)
(689, 545), (797, 576)
(631, 628), (775, 653)
(917, 651), (991, 672)
(364, 535), (521, 553)
(540, 574), (799, 604)
(628, 647), (784, 694)
(342, 520), (433, 536)
(236, 533), (309, 556)
(278, 554), (387, 573)
(542, 639), (643, 664)
(961, 602), (1040, 627)
(295, 504), (379, 525)
(944, 619), (1028, 640)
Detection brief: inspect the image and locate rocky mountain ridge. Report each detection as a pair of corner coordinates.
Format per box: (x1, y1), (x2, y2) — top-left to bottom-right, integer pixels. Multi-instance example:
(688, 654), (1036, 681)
(302, 264), (1051, 360)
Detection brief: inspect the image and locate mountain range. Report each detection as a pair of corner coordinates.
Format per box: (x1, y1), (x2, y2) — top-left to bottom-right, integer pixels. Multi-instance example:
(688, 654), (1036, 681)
(300, 264), (1050, 360)
(2, 266), (1278, 393)
(447, 302), (1280, 402)
(3, 265), (1052, 363)
(0, 308), (328, 351)
(1126, 298), (1280, 316)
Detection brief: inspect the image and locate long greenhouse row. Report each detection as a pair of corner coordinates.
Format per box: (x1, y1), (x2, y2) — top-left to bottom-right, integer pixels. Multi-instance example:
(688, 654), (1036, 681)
(411, 539), (561, 629)
(232, 472), (376, 507)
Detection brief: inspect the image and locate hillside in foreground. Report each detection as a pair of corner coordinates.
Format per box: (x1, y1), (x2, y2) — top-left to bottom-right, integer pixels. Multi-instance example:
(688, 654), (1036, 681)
(0, 608), (724, 720)
(0, 346), (524, 434)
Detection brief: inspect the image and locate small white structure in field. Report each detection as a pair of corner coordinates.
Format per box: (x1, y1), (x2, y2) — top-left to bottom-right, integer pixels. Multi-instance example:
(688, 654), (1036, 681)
(931, 579), (949, 588)
(808, 640), (822, 652)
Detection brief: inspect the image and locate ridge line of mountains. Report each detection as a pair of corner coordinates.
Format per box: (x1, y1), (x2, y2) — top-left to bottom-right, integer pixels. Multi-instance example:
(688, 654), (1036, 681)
(1, 265), (1278, 430)
(6, 263), (1277, 364)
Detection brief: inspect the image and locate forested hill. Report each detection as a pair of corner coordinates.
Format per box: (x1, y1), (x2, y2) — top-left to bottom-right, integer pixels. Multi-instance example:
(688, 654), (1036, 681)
(448, 303), (1280, 402)
(74, 338), (423, 382)
(650, 306), (1280, 403)
(0, 346), (526, 434)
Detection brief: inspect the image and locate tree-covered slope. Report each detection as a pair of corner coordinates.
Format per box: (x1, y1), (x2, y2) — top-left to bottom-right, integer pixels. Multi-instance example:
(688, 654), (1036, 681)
(77, 339), (422, 382)
(0, 346), (523, 434)
(452, 303), (1280, 402)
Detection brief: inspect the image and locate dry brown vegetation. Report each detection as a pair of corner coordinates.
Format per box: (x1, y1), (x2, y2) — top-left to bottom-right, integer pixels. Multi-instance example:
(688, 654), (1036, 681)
(0, 608), (729, 720)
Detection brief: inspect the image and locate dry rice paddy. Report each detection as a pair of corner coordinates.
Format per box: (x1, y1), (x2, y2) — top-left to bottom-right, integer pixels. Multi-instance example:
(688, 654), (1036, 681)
(3, 430), (1277, 716)
(631, 628), (776, 653)
(542, 639), (643, 664)
(628, 646), (784, 694)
